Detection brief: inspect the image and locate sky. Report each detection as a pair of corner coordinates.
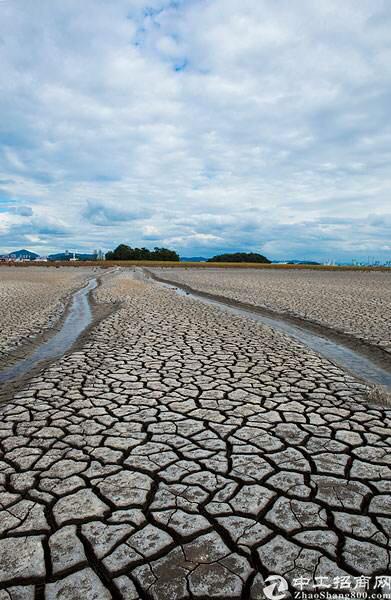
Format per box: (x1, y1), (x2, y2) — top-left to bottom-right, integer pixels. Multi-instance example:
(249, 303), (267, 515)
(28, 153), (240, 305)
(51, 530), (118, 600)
(0, 0), (390, 261)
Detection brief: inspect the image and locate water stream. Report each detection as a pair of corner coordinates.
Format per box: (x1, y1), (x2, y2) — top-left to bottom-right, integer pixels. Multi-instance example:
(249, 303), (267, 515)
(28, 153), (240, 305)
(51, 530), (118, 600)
(1, 268), (390, 390)
(0, 278), (97, 384)
(144, 270), (391, 388)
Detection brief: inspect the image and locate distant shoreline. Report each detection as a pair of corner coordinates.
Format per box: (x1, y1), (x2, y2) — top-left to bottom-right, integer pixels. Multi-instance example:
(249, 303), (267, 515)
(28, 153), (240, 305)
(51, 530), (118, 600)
(0, 261), (390, 271)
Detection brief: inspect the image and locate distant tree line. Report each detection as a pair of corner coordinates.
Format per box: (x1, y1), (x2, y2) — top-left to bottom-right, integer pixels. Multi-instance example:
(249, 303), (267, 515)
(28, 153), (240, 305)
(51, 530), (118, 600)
(207, 252), (270, 263)
(105, 244), (179, 261)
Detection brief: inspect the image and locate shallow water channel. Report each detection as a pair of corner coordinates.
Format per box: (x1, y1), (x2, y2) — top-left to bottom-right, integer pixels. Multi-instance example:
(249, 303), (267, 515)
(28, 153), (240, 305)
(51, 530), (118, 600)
(0, 277), (97, 384)
(1, 269), (390, 392)
(146, 271), (391, 389)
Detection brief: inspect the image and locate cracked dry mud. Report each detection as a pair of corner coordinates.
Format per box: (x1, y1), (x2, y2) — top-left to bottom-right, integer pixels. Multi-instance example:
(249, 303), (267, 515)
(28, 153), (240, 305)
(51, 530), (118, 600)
(151, 267), (391, 354)
(0, 270), (390, 599)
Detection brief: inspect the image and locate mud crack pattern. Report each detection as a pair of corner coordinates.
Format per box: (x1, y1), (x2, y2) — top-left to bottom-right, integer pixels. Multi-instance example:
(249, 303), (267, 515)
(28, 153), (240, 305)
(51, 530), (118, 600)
(151, 267), (391, 354)
(0, 272), (390, 599)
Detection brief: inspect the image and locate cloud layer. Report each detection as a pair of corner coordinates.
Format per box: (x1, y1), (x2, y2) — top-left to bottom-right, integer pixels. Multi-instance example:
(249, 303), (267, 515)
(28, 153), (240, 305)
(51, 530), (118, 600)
(0, 0), (390, 260)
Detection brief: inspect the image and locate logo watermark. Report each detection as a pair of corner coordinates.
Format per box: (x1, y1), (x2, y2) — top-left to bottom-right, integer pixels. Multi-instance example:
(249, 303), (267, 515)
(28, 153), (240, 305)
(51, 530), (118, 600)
(264, 575), (289, 600)
(262, 575), (391, 600)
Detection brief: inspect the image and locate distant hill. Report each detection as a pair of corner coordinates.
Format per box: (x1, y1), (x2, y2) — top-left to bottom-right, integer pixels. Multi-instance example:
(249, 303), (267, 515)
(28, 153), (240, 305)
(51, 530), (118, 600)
(8, 249), (39, 260)
(180, 256), (207, 262)
(207, 252), (271, 264)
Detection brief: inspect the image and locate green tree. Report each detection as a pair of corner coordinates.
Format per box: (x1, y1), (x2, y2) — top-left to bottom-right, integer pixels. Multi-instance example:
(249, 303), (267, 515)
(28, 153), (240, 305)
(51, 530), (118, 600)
(152, 247), (180, 261)
(105, 244), (179, 261)
(207, 252), (270, 263)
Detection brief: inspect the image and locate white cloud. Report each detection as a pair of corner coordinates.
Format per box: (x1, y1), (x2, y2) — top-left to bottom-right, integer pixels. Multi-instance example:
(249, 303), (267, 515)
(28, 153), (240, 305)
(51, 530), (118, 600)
(0, 0), (390, 260)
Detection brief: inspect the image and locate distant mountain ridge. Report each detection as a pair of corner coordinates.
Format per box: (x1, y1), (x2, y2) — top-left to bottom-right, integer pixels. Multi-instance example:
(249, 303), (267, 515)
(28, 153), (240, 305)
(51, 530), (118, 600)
(180, 256), (207, 262)
(7, 249), (39, 259)
(272, 259), (321, 265)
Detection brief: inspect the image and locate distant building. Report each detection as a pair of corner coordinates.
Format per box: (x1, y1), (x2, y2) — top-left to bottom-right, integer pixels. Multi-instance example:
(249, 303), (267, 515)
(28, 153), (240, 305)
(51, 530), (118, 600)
(95, 249), (105, 260)
(47, 250), (98, 261)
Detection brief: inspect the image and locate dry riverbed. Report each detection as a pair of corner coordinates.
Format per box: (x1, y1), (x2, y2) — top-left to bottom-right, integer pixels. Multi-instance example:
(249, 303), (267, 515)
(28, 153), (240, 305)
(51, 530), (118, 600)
(0, 266), (97, 360)
(0, 270), (390, 599)
(150, 268), (391, 354)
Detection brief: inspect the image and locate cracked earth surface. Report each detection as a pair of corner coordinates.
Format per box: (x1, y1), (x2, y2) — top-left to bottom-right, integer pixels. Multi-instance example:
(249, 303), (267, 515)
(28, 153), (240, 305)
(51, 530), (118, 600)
(0, 267), (96, 359)
(0, 270), (390, 599)
(151, 267), (391, 354)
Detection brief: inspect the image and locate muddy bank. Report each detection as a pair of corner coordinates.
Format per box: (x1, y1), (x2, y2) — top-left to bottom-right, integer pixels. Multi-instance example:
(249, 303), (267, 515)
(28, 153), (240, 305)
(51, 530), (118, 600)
(0, 272), (117, 403)
(0, 266), (99, 359)
(149, 267), (391, 357)
(145, 268), (391, 378)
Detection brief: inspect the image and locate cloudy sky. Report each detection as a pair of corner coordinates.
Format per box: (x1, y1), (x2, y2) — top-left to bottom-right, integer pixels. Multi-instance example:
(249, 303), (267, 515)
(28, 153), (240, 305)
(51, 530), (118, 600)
(0, 0), (390, 261)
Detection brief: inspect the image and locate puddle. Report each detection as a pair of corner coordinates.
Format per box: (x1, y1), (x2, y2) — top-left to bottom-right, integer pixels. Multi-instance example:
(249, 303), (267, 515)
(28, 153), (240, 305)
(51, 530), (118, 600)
(0, 278), (97, 384)
(144, 271), (391, 388)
